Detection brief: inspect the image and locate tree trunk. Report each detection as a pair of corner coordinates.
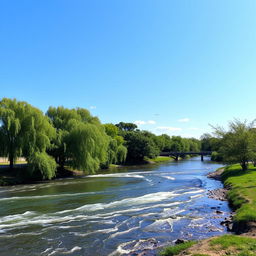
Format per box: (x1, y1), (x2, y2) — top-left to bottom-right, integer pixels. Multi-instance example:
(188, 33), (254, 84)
(59, 156), (65, 171)
(9, 143), (14, 170)
(241, 161), (247, 171)
(9, 156), (14, 170)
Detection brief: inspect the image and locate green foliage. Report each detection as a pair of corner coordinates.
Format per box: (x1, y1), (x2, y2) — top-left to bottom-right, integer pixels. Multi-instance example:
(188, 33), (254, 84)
(67, 123), (108, 173)
(104, 123), (119, 137)
(211, 151), (223, 162)
(103, 123), (127, 167)
(123, 131), (160, 162)
(28, 152), (57, 180)
(47, 106), (109, 174)
(116, 122), (137, 132)
(213, 120), (256, 170)
(156, 134), (172, 151)
(116, 144), (127, 163)
(0, 98), (55, 169)
(200, 133), (221, 151)
(160, 241), (197, 256)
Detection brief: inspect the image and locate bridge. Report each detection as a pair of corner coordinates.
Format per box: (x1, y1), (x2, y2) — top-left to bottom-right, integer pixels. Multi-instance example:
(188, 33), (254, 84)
(160, 151), (212, 161)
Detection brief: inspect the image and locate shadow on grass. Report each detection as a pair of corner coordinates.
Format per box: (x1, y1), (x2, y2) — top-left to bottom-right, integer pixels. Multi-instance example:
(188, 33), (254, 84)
(221, 165), (256, 181)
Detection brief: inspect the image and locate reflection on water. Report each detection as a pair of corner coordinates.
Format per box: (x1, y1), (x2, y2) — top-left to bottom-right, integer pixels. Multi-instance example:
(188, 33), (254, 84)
(0, 157), (230, 256)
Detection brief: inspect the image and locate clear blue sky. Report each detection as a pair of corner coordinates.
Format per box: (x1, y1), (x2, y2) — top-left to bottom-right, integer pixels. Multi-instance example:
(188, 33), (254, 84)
(1, 0), (256, 138)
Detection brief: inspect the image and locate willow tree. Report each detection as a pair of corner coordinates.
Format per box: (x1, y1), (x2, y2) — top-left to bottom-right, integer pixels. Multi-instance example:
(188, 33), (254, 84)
(67, 123), (108, 173)
(103, 123), (127, 167)
(0, 98), (56, 179)
(46, 106), (109, 174)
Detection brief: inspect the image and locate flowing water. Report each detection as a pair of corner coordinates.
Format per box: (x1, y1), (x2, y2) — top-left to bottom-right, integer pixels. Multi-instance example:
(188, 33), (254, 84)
(0, 157), (230, 256)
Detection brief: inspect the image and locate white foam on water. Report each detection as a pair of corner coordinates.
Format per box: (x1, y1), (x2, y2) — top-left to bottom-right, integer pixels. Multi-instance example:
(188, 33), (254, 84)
(108, 240), (135, 256)
(109, 237), (159, 256)
(109, 226), (139, 239)
(0, 211), (37, 223)
(0, 191), (101, 202)
(162, 176), (175, 180)
(0, 194), (186, 230)
(71, 227), (119, 237)
(143, 218), (174, 232)
(47, 246), (82, 256)
(0, 187), (202, 230)
(57, 190), (180, 214)
(0, 231), (43, 238)
(161, 208), (185, 218)
(41, 247), (52, 255)
(86, 173), (145, 179)
(190, 194), (203, 199)
(183, 189), (205, 195)
(0, 214), (91, 229)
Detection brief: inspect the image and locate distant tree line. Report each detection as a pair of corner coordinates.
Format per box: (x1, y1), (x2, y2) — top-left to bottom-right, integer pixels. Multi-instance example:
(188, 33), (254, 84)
(0, 98), (202, 181)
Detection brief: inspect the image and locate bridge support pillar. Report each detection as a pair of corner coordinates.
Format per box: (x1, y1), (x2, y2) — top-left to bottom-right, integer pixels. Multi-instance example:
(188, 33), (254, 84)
(175, 155), (179, 161)
(201, 154), (204, 161)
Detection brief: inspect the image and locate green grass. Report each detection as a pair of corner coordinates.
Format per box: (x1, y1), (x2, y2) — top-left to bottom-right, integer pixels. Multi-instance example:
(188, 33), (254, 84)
(148, 156), (174, 163)
(221, 164), (256, 223)
(0, 161), (27, 165)
(159, 241), (196, 256)
(210, 235), (256, 255)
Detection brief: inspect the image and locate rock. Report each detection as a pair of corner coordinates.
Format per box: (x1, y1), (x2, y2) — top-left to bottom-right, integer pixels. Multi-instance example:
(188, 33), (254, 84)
(227, 223), (233, 231)
(207, 188), (228, 201)
(174, 239), (188, 244)
(216, 210), (223, 214)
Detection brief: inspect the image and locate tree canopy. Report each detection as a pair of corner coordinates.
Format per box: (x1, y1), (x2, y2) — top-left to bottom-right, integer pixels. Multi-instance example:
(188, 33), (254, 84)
(213, 119), (256, 170)
(0, 97), (207, 182)
(46, 106), (109, 174)
(0, 98), (56, 179)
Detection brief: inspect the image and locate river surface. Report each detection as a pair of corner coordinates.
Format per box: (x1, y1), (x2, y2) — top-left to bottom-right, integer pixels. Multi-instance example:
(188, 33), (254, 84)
(0, 157), (230, 256)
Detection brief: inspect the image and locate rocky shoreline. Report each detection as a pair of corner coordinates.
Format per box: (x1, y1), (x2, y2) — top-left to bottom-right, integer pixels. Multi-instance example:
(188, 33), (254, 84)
(207, 167), (256, 236)
(206, 168), (235, 232)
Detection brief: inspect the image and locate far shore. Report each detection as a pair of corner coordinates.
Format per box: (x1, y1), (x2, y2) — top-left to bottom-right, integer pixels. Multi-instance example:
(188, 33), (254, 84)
(0, 156), (176, 186)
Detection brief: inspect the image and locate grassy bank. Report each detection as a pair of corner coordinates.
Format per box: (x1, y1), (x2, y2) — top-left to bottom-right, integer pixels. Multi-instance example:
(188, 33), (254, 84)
(148, 156), (174, 163)
(222, 164), (256, 226)
(160, 235), (256, 256)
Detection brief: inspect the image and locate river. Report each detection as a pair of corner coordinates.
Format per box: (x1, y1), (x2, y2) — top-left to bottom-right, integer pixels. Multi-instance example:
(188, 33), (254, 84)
(0, 157), (230, 256)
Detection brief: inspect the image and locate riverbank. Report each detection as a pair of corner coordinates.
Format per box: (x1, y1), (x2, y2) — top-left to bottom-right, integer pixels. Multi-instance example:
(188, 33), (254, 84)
(0, 156), (175, 186)
(160, 164), (256, 256)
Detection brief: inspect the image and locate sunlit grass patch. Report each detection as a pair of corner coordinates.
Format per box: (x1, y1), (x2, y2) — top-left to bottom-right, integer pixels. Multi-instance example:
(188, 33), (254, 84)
(148, 156), (173, 163)
(159, 241), (197, 256)
(210, 235), (256, 255)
